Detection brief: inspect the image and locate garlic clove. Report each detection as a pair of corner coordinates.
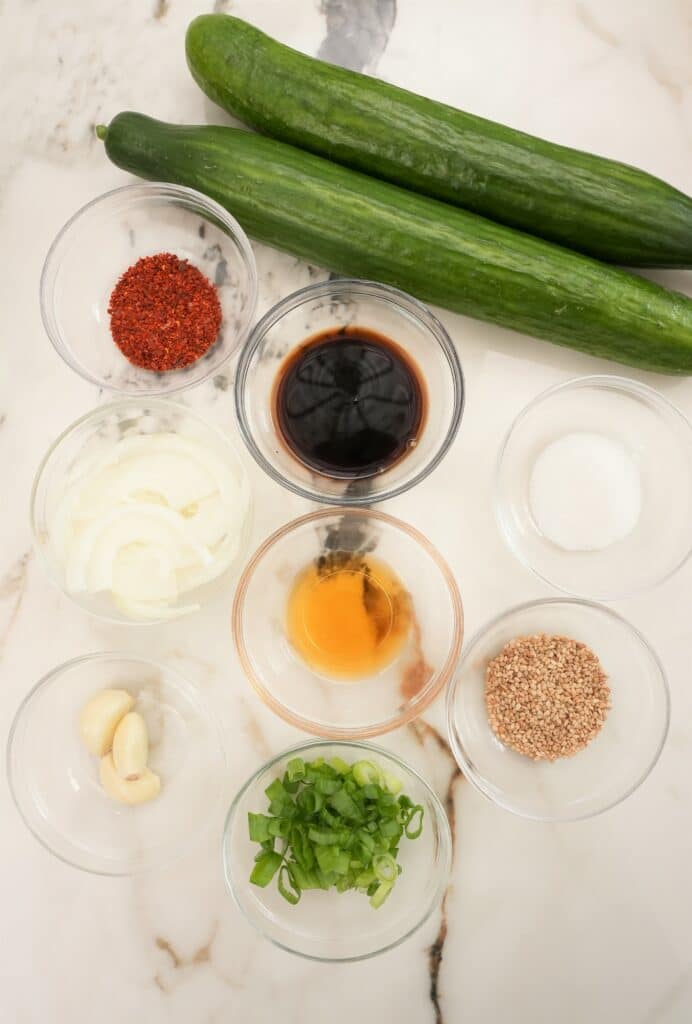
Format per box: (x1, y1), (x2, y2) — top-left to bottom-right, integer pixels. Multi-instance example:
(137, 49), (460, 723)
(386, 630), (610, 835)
(112, 711), (149, 781)
(79, 689), (135, 757)
(99, 754), (161, 805)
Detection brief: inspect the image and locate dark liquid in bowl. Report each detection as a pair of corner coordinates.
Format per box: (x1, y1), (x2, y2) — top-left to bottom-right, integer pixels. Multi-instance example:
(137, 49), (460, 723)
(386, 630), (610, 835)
(273, 326), (426, 479)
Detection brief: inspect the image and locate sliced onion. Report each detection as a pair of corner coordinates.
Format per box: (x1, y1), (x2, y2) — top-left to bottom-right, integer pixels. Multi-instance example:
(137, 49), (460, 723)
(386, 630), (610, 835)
(50, 431), (249, 620)
(112, 544), (179, 603)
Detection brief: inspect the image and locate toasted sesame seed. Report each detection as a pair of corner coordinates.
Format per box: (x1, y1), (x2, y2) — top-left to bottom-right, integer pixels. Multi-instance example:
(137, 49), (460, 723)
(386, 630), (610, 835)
(485, 634), (611, 761)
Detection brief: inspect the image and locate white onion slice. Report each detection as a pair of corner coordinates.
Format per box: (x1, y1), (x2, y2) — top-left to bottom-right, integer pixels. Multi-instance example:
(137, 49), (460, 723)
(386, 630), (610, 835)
(50, 431), (248, 620)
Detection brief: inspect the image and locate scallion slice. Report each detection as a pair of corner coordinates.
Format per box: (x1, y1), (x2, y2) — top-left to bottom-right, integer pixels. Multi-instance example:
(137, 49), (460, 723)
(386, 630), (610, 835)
(352, 760), (383, 787)
(247, 756), (425, 908)
(249, 850), (282, 887)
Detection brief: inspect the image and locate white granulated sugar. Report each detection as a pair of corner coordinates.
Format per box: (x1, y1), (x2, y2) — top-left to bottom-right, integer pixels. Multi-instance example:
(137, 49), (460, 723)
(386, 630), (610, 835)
(529, 431), (642, 551)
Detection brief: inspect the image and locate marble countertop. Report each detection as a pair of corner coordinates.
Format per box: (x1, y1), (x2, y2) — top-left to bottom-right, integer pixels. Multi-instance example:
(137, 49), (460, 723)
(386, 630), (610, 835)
(3, 1), (692, 1021)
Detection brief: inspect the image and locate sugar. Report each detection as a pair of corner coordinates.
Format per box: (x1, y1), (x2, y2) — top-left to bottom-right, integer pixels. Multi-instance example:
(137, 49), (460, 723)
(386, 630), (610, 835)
(529, 431), (642, 552)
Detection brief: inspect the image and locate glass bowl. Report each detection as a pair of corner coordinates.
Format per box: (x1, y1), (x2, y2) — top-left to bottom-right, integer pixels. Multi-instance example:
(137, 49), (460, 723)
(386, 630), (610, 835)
(232, 508), (463, 738)
(30, 398), (252, 624)
(446, 599), (670, 822)
(7, 653), (226, 875)
(222, 739), (452, 961)
(495, 375), (692, 600)
(235, 278), (464, 504)
(40, 183), (257, 395)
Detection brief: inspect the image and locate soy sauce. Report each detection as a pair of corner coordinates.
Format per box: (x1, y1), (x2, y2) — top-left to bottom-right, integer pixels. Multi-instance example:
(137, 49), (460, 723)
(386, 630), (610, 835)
(273, 326), (426, 479)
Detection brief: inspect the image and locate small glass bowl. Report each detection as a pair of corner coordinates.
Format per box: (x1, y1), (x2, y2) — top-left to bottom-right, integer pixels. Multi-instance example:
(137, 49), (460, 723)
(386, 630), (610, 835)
(40, 183), (257, 395)
(7, 653), (226, 875)
(31, 398), (252, 624)
(446, 599), (670, 822)
(495, 375), (692, 600)
(222, 739), (452, 961)
(235, 278), (464, 505)
(232, 508), (463, 738)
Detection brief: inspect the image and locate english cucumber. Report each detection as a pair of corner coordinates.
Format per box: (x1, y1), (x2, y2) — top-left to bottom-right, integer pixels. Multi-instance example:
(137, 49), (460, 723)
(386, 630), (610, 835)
(186, 13), (692, 268)
(98, 113), (692, 374)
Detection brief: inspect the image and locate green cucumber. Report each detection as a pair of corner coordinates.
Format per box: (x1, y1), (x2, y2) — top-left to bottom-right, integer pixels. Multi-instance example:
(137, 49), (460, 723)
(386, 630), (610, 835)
(97, 112), (692, 375)
(186, 13), (692, 268)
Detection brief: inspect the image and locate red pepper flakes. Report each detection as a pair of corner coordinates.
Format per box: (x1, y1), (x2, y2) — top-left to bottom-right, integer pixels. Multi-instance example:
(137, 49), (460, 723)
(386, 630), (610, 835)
(108, 252), (222, 372)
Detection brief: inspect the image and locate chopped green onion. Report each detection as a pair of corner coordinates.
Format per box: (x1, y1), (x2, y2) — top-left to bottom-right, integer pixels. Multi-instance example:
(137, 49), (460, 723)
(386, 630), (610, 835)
(286, 757), (306, 782)
(369, 880), (394, 909)
(249, 850), (282, 887)
(352, 760), (382, 787)
(373, 853), (398, 883)
(405, 805), (424, 839)
(248, 812), (272, 843)
(357, 829), (376, 852)
(379, 818), (403, 838)
(315, 846), (351, 875)
(297, 787), (324, 815)
(278, 864), (301, 905)
(383, 771), (403, 795)
(308, 827), (342, 846)
(268, 797), (297, 818)
(329, 788), (361, 819)
(247, 756), (424, 908)
(354, 869), (375, 888)
(264, 777), (287, 802)
(316, 776), (341, 795)
(268, 817), (290, 837)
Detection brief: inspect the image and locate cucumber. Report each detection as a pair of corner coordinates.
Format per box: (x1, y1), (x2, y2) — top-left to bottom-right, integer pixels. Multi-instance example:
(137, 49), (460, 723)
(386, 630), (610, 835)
(186, 14), (692, 268)
(97, 113), (692, 375)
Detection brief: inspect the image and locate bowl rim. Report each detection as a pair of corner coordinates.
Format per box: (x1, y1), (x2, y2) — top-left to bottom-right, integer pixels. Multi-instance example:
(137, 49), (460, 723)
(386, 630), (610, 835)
(494, 373), (692, 600)
(39, 181), (258, 396)
(232, 506), (464, 738)
(234, 277), (465, 506)
(221, 737), (453, 962)
(6, 650), (228, 876)
(29, 396), (253, 626)
(445, 596), (671, 823)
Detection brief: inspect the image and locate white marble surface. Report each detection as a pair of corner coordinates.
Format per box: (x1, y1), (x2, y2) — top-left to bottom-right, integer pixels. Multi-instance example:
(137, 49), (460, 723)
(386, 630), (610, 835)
(3, 1), (692, 1021)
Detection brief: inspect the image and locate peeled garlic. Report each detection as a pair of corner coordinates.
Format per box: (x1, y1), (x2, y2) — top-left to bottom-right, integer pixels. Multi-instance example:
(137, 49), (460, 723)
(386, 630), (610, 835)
(79, 689), (135, 757)
(99, 754), (161, 805)
(112, 711), (148, 781)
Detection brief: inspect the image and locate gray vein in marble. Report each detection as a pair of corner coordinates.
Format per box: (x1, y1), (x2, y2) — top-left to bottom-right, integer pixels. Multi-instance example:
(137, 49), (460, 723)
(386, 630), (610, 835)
(642, 964), (692, 1024)
(409, 719), (463, 1024)
(317, 0), (396, 75)
(153, 0), (169, 20)
(0, 552), (31, 657)
(646, 53), (684, 105)
(574, 2), (617, 48)
(238, 695), (273, 760)
(154, 922), (222, 993)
